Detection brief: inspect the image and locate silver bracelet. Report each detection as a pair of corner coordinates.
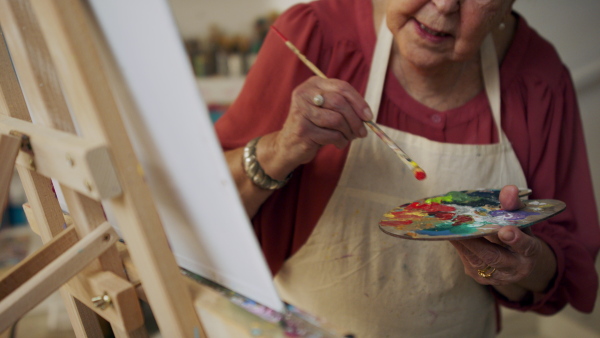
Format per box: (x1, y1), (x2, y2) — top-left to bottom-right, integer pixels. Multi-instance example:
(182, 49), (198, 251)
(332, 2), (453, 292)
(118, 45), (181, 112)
(243, 137), (291, 190)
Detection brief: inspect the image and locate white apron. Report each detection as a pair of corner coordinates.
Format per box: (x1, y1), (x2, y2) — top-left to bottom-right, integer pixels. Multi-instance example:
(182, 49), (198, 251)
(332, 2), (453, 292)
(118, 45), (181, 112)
(274, 20), (528, 338)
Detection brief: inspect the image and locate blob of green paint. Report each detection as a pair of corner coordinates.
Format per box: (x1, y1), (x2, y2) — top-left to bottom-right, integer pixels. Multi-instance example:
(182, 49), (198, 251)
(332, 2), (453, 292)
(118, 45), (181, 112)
(425, 191), (471, 204)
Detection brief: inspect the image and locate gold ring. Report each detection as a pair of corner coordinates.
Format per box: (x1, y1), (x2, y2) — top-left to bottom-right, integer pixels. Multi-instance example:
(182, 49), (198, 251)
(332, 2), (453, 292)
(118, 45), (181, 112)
(477, 266), (496, 279)
(312, 94), (324, 107)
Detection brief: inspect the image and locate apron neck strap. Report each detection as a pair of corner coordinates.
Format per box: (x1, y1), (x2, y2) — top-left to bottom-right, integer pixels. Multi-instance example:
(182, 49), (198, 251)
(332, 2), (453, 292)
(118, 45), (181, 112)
(480, 34), (503, 139)
(365, 18), (503, 141)
(364, 17), (392, 118)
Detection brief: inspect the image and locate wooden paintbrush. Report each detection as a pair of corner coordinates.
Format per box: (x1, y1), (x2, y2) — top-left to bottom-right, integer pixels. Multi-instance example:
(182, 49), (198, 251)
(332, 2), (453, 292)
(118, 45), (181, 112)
(271, 25), (426, 181)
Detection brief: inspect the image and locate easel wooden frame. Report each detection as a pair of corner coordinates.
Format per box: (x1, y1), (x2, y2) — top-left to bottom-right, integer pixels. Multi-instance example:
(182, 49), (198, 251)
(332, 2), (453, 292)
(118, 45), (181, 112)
(0, 0), (205, 336)
(0, 0), (228, 336)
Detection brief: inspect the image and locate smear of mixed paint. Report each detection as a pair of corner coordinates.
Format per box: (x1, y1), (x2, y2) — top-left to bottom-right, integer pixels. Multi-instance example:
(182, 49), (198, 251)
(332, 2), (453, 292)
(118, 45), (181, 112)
(380, 190), (566, 240)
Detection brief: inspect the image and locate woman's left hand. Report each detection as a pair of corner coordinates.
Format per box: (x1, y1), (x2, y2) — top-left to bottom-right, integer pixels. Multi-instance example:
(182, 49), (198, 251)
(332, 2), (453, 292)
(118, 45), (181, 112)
(450, 185), (557, 301)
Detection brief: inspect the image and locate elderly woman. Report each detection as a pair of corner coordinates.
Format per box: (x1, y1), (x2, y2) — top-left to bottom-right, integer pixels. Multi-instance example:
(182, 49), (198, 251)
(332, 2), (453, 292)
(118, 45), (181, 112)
(215, 0), (600, 336)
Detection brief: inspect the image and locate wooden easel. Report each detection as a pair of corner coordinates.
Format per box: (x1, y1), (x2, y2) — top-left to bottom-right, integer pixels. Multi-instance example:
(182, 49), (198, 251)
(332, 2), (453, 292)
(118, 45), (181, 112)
(0, 0), (203, 336)
(0, 1), (343, 337)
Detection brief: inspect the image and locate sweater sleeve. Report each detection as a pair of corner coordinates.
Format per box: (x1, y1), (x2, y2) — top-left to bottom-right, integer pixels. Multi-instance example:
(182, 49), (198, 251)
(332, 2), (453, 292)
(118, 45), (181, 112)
(497, 66), (600, 314)
(214, 4), (328, 274)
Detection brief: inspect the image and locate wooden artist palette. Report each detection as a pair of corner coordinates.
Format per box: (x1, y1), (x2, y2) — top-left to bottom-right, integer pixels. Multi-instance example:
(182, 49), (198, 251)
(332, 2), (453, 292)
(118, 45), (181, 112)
(379, 189), (566, 240)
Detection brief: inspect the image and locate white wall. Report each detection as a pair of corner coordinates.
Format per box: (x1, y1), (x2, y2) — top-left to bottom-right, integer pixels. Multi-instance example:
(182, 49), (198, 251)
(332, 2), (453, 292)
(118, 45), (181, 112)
(167, 0), (299, 38)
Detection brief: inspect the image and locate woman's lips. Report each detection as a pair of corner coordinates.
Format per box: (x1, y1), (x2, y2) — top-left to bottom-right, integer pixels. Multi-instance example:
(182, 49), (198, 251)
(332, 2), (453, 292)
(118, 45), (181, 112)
(413, 19), (452, 41)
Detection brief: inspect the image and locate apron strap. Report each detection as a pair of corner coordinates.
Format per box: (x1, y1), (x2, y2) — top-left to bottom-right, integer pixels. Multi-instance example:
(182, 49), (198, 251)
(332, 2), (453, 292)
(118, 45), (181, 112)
(365, 19), (504, 143)
(364, 17), (392, 119)
(480, 34), (504, 142)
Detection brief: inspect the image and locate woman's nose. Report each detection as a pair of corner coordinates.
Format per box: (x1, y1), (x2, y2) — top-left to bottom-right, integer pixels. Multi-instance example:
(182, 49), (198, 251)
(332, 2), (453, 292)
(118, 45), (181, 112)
(431, 0), (460, 14)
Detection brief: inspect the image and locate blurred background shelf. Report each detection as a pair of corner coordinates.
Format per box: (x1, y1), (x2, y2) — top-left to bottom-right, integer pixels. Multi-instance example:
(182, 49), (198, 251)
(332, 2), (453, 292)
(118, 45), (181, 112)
(196, 76), (245, 105)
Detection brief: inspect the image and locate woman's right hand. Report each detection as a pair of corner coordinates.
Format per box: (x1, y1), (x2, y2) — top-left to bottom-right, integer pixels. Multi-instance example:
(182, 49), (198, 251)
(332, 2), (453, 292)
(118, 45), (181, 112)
(226, 76), (373, 217)
(265, 76), (374, 175)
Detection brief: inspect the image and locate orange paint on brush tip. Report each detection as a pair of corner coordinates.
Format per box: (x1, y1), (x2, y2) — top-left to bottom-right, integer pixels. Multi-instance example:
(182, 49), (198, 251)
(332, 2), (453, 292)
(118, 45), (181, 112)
(414, 168), (427, 181)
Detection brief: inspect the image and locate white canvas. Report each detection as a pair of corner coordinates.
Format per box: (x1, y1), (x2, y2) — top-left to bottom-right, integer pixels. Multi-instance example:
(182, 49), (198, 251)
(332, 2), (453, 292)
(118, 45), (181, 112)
(88, 0), (283, 312)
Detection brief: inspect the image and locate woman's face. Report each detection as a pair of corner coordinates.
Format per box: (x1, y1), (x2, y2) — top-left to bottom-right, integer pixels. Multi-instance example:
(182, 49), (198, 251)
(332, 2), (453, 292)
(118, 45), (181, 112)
(386, 0), (514, 68)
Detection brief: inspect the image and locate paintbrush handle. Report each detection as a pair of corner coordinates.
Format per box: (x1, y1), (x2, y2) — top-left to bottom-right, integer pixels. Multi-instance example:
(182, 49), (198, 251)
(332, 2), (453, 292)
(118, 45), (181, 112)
(285, 41), (327, 78)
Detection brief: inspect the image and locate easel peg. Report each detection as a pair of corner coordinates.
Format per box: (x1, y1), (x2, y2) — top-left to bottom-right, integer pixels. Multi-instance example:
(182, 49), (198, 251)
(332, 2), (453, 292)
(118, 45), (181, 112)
(91, 292), (112, 310)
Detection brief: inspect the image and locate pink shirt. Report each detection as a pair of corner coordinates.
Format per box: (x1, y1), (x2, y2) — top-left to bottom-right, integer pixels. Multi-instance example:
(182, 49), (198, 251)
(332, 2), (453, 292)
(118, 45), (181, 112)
(215, 0), (599, 316)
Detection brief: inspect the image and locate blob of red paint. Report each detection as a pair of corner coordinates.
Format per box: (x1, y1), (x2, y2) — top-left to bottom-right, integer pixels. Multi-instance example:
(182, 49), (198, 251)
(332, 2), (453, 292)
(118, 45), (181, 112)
(414, 169), (426, 181)
(431, 211), (454, 220)
(452, 215), (474, 226)
(407, 202), (455, 212)
(381, 220), (413, 226)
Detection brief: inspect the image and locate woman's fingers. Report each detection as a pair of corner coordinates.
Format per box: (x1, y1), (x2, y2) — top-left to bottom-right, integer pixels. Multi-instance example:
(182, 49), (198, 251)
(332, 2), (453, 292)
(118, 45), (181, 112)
(301, 77), (370, 138)
(282, 76), (372, 162)
(451, 228), (539, 286)
(499, 185), (525, 210)
(303, 92), (360, 144)
(317, 77), (373, 121)
(497, 226), (542, 258)
(453, 238), (507, 283)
